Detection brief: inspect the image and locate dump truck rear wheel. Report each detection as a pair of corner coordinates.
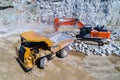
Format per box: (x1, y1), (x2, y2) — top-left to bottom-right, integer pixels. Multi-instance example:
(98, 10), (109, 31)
(39, 57), (47, 69)
(56, 47), (68, 58)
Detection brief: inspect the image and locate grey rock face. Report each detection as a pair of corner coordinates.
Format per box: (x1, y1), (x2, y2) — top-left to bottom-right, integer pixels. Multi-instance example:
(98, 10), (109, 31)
(0, 0), (120, 26)
(36, 0), (120, 26)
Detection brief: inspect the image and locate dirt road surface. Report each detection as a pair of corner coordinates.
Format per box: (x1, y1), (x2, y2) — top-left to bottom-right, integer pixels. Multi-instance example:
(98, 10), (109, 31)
(0, 24), (120, 80)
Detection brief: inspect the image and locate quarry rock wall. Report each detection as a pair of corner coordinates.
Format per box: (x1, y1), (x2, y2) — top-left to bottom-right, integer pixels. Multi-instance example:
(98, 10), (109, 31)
(0, 0), (120, 26)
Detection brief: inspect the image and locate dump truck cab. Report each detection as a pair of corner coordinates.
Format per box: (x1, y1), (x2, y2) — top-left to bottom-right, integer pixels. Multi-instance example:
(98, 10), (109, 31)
(17, 31), (74, 71)
(17, 31), (53, 70)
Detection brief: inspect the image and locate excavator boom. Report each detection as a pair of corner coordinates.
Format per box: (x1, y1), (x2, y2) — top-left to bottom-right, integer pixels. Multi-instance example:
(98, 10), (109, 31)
(54, 18), (84, 32)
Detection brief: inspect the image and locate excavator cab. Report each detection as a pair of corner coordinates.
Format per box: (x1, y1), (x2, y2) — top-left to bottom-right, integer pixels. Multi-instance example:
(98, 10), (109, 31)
(78, 26), (92, 38)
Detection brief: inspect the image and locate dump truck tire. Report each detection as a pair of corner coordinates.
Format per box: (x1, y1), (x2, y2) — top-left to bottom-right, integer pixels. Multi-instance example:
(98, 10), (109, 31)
(56, 47), (68, 58)
(39, 57), (47, 69)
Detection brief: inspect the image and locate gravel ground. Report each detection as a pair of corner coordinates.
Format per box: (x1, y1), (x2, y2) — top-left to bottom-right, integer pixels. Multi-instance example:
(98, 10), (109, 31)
(0, 24), (120, 80)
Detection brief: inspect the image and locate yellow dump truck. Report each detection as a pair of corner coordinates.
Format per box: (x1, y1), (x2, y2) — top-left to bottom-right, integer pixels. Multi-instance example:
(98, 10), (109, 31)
(16, 31), (74, 71)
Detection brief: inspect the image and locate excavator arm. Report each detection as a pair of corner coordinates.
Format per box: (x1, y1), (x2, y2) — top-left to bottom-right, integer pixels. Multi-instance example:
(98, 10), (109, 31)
(54, 18), (84, 32)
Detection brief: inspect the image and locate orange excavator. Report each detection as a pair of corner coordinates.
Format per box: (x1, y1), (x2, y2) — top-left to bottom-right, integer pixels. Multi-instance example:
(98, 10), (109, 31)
(54, 18), (111, 46)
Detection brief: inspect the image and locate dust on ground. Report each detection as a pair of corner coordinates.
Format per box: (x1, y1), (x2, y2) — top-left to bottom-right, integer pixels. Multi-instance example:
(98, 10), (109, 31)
(0, 24), (120, 80)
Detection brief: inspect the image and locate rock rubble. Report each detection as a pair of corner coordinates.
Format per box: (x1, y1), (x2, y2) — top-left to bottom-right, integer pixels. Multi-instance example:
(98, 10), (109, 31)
(64, 31), (120, 56)
(70, 42), (120, 56)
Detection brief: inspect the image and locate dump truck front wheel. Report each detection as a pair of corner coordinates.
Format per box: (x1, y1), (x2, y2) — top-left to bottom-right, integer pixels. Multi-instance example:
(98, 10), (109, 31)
(56, 47), (68, 58)
(39, 57), (47, 69)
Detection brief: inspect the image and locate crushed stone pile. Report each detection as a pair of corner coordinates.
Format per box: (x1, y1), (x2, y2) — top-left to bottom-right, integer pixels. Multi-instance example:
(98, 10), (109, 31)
(64, 31), (120, 56)
(111, 28), (120, 41)
(69, 42), (120, 56)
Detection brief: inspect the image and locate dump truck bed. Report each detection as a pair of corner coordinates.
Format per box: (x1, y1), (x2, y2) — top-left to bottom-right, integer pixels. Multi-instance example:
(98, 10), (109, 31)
(48, 32), (73, 43)
(47, 32), (74, 53)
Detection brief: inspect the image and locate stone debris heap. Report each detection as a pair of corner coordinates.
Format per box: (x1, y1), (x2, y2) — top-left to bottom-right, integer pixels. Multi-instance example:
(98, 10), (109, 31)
(65, 31), (120, 56)
(70, 42), (120, 56)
